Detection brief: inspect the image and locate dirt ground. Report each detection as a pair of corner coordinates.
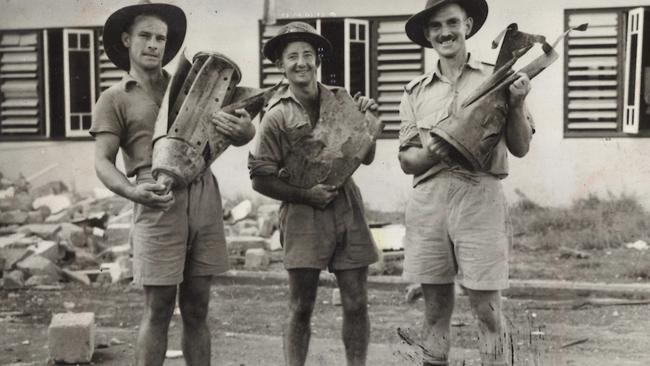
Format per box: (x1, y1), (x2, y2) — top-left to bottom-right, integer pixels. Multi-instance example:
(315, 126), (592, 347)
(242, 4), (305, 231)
(1, 280), (649, 366)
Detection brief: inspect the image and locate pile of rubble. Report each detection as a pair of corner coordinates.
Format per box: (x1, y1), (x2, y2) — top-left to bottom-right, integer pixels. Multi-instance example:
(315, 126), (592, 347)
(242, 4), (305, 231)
(0, 171), (132, 290)
(1, 169), (406, 291)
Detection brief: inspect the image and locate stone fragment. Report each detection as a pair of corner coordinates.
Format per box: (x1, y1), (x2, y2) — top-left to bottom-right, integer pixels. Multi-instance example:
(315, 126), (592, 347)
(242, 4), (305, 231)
(332, 288), (342, 306)
(32, 194), (71, 214)
(58, 222), (87, 247)
(0, 210), (28, 225)
(244, 248), (270, 270)
(17, 224), (61, 240)
(227, 236), (268, 256)
(48, 312), (95, 363)
(230, 200), (252, 222)
(28, 240), (60, 262)
(62, 268), (91, 286)
(25, 274), (58, 287)
(3, 270), (25, 289)
(16, 255), (60, 280)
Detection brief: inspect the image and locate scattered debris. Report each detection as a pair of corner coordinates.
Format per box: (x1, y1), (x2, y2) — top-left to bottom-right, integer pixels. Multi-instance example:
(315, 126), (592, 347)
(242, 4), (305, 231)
(332, 288), (341, 306)
(625, 240), (648, 251)
(560, 338), (589, 349)
(166, 350), (183, 359)
(559, 246), (590, 259)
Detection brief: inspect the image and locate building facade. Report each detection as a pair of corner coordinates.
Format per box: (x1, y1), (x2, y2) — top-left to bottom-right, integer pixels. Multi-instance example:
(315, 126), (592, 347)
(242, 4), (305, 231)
(1, 0), (649, 210)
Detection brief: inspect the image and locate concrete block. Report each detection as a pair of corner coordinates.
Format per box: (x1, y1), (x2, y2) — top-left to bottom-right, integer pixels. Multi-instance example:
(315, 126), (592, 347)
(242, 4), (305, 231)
(104, 223), (130, 246)
(48, 312), (95, 363)
(230, 200), (252, 222)
(1, 247), (32, 270)
(332, 288), (342, 306)
(31, 180), (68, 199)
(25, 274), (58, 287)
(0, 210), (28, 225)
(70, 248), (99, 270)
(58, 223), (87, 247)
(244, 248), (270, 270)
(28, 240), (60, 262)
(17, 224), (61, 240)
(32, 194), (71, 214)
(99, 256), (132, 283)
(226, 236), (268, 256)
(25, 210), (45, 224)
(370, 224), (405, 251)
(62, 269), (91, 286)
(14, 192), (35, 211)
(3, 270), (25, 289)
(238, 226), (260, 237)
(16, 255), (60, 280)
(0, 233), (27, 248)
(257, 216), (276, 238)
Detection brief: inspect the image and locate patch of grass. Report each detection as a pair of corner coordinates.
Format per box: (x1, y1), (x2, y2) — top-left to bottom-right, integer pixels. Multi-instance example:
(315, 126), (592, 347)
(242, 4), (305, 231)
(510, 192), (650, 251)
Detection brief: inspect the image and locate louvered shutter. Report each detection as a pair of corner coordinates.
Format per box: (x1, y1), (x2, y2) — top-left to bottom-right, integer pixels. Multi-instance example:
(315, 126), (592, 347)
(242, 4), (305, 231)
(565, 11), (620, 132)
(97, 29), (124, 93)
(375, 19), (424, 136)
(623, 8), (645, 134)
(0, 31), (44, 136)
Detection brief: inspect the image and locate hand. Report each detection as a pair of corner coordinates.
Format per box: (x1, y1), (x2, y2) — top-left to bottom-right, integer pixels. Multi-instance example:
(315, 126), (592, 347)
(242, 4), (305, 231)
(211, 109), (255, 146)
(427, 136), (452, 160)
(303, 184), (338, 209)
(353, 92), (378, 113)
(508, 72), (531, 107)
(130, 182), (174, 210)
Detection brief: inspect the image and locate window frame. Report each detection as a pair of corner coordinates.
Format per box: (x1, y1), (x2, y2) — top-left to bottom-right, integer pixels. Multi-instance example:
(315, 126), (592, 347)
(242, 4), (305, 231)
(564, 6), (650, 138)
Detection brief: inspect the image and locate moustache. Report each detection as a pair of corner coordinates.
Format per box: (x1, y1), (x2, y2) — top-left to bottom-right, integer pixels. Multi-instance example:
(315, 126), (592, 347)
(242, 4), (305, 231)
(437, 35), (456, 43)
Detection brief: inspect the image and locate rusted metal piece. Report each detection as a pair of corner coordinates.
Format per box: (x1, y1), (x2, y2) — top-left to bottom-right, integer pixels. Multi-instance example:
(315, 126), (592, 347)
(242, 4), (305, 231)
(151, 51), (281, 192)
(280, 89), (384, 189)
(429, 24), (588, 171)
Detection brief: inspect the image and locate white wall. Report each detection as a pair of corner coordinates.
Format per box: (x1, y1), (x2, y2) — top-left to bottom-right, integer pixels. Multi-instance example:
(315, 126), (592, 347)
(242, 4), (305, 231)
(2, 0), (650, 210)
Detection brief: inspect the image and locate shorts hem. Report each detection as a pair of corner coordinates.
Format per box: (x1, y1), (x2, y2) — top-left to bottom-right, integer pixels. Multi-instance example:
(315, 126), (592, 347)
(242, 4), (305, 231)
(402, 273), (455, 284)
(459, 278), (509, 291)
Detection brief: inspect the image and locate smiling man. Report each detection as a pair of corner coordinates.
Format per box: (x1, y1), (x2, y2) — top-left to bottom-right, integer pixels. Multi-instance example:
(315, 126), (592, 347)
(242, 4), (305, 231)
(399, 1), (535, 365)
(248, 22), (379, 366)
(90, 1), (255, 365)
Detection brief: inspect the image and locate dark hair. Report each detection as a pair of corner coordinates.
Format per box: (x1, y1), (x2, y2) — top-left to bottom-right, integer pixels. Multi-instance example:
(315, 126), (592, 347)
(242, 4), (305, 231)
(124, 12), (168, 35)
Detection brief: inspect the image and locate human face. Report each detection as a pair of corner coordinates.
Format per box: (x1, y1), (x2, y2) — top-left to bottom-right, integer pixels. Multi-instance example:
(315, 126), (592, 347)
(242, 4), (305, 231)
(424, 3), (473, 59)
(121, 15), (168, 71)
(277, 41), (319, 87)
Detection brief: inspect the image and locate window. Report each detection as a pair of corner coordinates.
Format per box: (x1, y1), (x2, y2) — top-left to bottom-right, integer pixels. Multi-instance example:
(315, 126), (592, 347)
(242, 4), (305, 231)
(564, 7), (650, 137)
(0, 27), (122, 140)
(259, 16), (425, 138)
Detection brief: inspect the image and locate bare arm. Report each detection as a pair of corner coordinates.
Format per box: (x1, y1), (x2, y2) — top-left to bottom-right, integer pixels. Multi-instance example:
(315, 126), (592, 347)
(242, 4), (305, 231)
(94, 133), (173, 209)
(506, 73), (534, 157)
(251, 175), (338, 210)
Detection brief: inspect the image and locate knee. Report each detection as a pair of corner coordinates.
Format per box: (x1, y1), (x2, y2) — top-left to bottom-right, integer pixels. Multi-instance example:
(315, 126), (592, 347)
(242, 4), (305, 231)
(180, 299), (209, 326)
(342, 294), (367, 317)
(289, 297), (315, 322)
(473, 304), (501, 333)
(144, 290), (176, 324)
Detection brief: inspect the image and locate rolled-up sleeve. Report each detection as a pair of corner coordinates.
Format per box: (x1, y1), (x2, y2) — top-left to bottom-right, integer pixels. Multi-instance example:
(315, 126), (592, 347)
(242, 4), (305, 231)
(398, 91), (422, 151)
(248, 108), (284, 178)
(89, 90), (123, 138)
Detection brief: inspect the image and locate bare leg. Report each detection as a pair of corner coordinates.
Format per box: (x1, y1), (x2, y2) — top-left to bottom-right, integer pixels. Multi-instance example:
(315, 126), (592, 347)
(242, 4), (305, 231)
(135, 285), (177, 366)
(179, 275), (213, 366)
(466, 288), (508, 366)
(335, 267), (370, 366)
(284, 268), (320, 366)
(421, 283), (455, 366)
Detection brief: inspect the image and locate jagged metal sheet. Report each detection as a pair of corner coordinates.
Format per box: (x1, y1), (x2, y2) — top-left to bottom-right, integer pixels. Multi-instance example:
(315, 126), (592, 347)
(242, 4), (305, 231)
(280, 90), (384, 189)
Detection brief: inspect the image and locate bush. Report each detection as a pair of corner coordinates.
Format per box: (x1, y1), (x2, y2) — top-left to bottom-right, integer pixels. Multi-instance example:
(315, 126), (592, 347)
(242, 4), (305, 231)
(510, 192), (650, 251)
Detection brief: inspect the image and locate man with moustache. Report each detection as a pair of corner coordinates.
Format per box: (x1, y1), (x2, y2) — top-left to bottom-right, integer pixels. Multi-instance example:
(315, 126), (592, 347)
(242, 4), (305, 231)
(248, 22), (379, 366)
(398, 1), (535, 365)
(90, 1), (254, 365)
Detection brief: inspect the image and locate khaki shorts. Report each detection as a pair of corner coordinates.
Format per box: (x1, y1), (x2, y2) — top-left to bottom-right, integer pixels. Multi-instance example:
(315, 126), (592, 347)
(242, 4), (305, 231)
(279, 181), (379, 272)
(131, 168), (229, 286)
(403, 170), (510, 290)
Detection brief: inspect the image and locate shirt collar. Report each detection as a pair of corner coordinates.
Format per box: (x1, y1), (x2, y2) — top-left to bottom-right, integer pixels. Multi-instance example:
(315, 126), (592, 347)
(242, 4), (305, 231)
(427, 52), (486, 86)
(120, 69), (170, 91)
(266, 82), (328, 110)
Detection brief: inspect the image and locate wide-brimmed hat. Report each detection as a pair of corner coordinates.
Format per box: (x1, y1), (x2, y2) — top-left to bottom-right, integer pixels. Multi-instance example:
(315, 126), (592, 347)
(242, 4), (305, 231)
(262, 21), (332, 62)
(405, 0), (488, 48)
(103, 0), (186, 71)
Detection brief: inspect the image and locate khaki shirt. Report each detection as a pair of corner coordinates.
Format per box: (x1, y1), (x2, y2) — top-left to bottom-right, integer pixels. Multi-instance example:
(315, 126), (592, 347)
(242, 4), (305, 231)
(399, 53), (534, 187)
(90, 72), (169, 177)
